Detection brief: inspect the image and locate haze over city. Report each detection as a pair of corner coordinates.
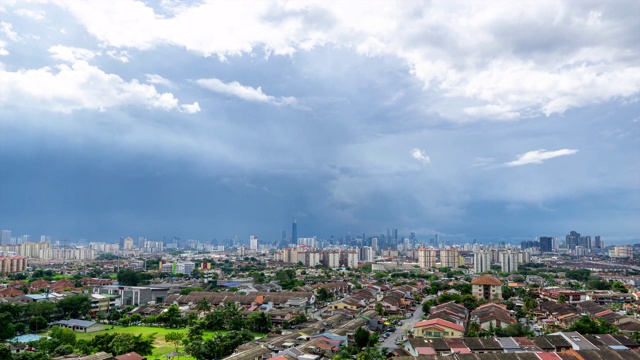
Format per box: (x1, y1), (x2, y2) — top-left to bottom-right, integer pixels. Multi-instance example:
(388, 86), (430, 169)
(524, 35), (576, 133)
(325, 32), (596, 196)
(0, 1), (639, 244)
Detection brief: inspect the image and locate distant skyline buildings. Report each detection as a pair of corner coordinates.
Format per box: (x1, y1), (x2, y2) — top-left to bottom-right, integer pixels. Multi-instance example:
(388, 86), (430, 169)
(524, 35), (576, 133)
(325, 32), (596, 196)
(0, 223), (634, 248)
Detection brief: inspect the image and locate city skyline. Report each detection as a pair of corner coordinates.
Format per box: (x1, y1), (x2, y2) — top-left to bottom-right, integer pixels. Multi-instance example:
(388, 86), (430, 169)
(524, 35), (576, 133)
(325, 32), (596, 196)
(0, 1), (638, 243)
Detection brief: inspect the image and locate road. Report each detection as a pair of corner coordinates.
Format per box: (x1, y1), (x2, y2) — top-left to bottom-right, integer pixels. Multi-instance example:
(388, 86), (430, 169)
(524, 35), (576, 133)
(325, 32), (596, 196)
(380, 303), (425, 349)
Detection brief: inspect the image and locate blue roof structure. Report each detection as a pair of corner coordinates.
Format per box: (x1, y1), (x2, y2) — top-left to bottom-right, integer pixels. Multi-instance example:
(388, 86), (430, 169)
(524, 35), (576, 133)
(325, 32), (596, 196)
(9, 334), (44, 343)
(52, 319), (97, 328)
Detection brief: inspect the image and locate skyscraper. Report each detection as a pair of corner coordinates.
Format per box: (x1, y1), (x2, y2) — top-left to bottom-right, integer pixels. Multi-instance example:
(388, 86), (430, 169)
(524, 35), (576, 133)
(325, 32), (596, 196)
(249, 235), (259, 250)
(292, 220), (298, 245)
(566, 231), (580, 250)
(500, 250), (519, 273)
(474, 250), (491, 273)
(1, 230), (11, 245)
(539, 236), (553, 253)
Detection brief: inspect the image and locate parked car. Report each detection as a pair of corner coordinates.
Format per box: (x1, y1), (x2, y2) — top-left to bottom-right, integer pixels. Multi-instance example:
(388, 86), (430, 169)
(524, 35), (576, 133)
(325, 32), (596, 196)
(398, 321), (403, 326)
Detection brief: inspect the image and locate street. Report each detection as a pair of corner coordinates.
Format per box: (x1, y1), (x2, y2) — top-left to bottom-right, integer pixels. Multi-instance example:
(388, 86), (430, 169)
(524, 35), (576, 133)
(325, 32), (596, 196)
(380, 302), (425, 349)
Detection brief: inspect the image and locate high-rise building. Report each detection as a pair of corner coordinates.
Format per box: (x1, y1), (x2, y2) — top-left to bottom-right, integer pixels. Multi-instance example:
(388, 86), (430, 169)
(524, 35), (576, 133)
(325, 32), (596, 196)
(594, 236), (602, 249)
(440, 248), (459, 268)
(249, 235), (259, 251)
(418, 247), (437, 268)
(1, 230), (11, 245)
(359, 246), (374, 262)
(123, 237), (134, 250)
(539, 236), (553, 253)
(323, 251), (340, 268)
(474, 250), (491, 273)
(566, 231), (580, 250)
(609, 245), (633, 259)
(292, 220), (298, 245)
(137, 237), (147, 249)
(500, 250), (519, 273)
(341, 250), (358, 268)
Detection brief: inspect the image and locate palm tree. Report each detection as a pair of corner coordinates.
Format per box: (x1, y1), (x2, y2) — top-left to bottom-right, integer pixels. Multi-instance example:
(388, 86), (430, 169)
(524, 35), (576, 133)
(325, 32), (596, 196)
(196, 298), (210, 313)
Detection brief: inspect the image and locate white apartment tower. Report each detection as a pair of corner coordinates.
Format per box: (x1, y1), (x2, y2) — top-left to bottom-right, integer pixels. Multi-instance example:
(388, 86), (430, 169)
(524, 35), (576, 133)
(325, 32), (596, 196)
(359, 246), (374, 263)
(440, 247), (459, 268)
(500, 250), (519, 273)
(418, 247), (437, 269)
(249, 235), (259, 251)
(474, 250), (491, 274)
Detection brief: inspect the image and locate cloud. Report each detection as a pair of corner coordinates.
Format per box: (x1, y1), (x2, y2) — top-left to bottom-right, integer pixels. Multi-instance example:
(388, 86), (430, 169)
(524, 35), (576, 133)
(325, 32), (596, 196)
(411, 148), (431, 163)
(49, 45), (97, 63)
(106, 50), (129, 63)
(197, 78), (297, 106)
(55, 1), (640, 120)
(0, 60), (198, 113)
(180, 101), (200, 114)
(505, 149), (578, 167)
(0, 22), (18, 41)
(14, 8), (46, 21)
(472, 157), (495, 168)
(146, 74), (175, 88)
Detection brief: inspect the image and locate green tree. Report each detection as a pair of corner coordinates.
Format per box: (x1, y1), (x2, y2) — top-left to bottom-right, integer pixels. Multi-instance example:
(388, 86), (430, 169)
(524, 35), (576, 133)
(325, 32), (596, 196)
(165, 332), (185, 353)
(26, 301), (56, 321)
(117, 269), (143, 286)
(109, 333), (156, 356)
(557, 294), (567, 303)
(612, 281), (628, 293)
(353, 327), (370, 348)
(247, 312), (272, 333)
(570, 316), (619, 335)
(53, 344), (74, 357)
(317, 287), (331, 303)
(566, 269), (591, 282)
(56, 294), (91, 318)
(196, 298), (210, 312)
(50, 326), (76, 346)
(422, 299), (436, 314)
(523, 297), (537, 311)
(0, 313), (16, 340)
(502, 286), (515, 300)
(367, 332), (379, 347)
(0, 344), (13, 360)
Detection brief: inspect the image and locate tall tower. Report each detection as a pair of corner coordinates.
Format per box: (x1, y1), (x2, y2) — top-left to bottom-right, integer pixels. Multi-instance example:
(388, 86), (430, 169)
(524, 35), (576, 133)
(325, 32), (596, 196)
(292, 220), (298, 245)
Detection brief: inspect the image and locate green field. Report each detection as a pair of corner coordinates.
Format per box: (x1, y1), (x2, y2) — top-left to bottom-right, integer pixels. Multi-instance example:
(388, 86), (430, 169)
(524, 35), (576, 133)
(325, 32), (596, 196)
(77, 326), (203, 360)
(77, 325), (265, 360)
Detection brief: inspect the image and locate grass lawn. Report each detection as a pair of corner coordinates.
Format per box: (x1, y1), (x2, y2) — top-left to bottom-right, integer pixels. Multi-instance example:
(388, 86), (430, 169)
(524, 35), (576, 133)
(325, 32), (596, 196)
(76, 325), (266, 360)
(77, 326), (200, 360)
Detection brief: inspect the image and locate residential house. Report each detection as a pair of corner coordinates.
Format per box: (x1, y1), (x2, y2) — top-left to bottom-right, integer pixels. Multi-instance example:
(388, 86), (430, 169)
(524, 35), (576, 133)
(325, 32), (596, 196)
(471, 275), (503, 300)
(412, 318), (465, 338)
(470, 303), (516, 331)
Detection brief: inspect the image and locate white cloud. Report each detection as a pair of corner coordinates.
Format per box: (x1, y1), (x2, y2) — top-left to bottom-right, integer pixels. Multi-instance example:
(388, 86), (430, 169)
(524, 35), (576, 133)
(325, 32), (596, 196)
(146, 74), (175, 88)
(505, 149), (578, 167)
(0, 22), (18, 41)
(49, 45), (97, 63)
(14, 8), (46, 21)
(180, 101), (200, 114)
(472, 157), (495, 168)
(197, 78), (297, 106)
(55, 0), (639, 120)
(0, 39), (7, 56)
(0, 60), (198, 113)
(106, 50), (129, 63)
(411, 148), (431, 163)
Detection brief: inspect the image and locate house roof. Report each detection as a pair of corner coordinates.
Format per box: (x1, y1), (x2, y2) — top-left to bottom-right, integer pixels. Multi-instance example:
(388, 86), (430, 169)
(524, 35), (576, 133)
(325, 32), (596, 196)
(414, 318), (465, 332)
(115, 352), (147, 360)
(471, 275), (502, 286)
(53, 319), (97, 328)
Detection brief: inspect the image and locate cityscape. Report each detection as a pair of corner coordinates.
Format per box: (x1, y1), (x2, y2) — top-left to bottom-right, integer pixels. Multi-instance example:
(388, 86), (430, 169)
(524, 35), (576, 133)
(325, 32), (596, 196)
(0, 1), (639, 360)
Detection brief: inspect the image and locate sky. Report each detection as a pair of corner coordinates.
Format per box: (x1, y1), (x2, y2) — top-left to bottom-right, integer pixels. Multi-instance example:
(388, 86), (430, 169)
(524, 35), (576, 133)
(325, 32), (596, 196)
(0, 0), (639, 245)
